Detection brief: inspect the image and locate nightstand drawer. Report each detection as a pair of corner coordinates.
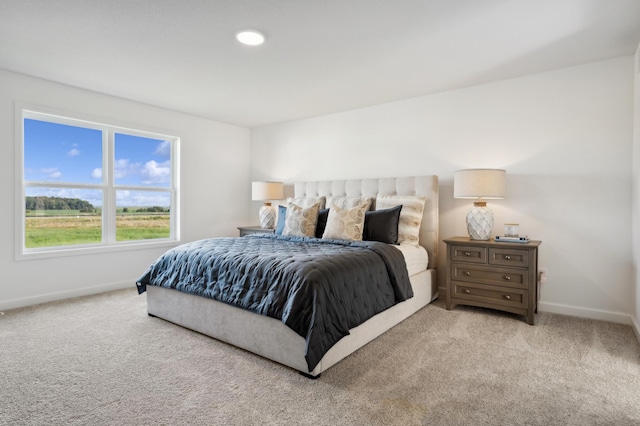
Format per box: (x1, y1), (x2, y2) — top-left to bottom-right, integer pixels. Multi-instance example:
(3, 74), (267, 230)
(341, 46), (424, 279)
(450, 245), (487, 264)
(451, 263), (528, 289)
(452, 282), (527, 309)
(489, 248), (529, 268)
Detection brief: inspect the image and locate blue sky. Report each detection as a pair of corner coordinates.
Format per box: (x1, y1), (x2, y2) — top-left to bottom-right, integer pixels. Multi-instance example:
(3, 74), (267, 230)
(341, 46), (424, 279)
(24, 119), (102, 184)
(24, 119), (172, 207)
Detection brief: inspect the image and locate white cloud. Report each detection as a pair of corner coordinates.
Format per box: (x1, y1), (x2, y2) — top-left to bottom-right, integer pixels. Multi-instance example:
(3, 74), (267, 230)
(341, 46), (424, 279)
(67, 148), (80, 157)
(116, 190), (170, 207)
(112, 157), (170, 186)
(116, 190), (130, 201)
(141, 160), (170, 185)
(153, 140), (171, 157)
(91, 168), (102, 179)
(114, 158), (142, 179)
(42, 167), (62, 179)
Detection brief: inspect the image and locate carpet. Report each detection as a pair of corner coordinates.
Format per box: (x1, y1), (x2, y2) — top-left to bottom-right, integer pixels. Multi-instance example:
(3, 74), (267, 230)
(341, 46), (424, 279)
(1, 288), (639, 425)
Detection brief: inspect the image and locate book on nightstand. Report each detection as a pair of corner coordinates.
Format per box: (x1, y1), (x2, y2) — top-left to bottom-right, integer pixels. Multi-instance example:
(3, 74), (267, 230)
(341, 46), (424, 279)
(494, 235), (530, 243)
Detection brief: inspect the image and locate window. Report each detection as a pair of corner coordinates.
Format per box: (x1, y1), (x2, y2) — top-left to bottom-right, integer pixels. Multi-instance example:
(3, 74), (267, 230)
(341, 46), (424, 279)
(17, 106), (179, 258)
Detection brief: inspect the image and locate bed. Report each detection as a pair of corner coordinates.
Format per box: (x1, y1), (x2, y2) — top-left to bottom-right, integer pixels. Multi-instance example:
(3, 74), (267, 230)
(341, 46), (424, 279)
(138, 175), (438, 378)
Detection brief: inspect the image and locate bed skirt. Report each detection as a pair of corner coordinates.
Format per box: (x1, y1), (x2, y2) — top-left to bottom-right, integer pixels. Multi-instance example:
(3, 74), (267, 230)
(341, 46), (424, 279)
(146, 268), (436, 377)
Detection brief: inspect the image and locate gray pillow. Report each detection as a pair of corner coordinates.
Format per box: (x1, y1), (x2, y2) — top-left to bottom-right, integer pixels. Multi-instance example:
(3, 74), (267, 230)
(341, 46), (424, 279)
(363, 205), (402, 244)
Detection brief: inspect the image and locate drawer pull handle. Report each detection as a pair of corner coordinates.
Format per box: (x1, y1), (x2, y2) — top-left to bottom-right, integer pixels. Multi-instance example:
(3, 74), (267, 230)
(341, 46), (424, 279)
(504, 255), (511, 260)
(504, 276), (511, 281)
(504, 294), (511, 300)
(464, 289), (471, 294)
(465, 272), (471, 276)
(465, 252), (471, 256)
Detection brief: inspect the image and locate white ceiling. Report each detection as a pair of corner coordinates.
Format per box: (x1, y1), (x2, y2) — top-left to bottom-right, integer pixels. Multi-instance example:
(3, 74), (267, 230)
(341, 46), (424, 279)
(2, 0), (640, 128)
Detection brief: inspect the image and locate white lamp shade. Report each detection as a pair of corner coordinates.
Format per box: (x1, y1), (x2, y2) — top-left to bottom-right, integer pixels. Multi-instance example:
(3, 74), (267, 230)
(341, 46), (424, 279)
(454, 169), (506, 199)
(251, 182), (284, 201)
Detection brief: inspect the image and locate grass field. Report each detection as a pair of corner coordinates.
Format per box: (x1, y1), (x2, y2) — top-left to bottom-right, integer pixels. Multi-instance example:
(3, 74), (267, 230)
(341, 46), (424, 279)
(115, 214), (171, 241)
(25, 213), (170, 248)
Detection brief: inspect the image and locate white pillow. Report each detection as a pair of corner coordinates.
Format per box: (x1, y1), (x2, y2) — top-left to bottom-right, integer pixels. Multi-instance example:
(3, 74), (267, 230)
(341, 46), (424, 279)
(375, 195), (426, 246)
(322, 202), (369, 241)
(283, 202), (320, 237)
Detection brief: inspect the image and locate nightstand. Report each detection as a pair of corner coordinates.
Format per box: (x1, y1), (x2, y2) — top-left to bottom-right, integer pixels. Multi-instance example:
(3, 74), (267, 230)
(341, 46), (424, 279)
(237, 226), (276, 237)
(444, 236), (541, 325)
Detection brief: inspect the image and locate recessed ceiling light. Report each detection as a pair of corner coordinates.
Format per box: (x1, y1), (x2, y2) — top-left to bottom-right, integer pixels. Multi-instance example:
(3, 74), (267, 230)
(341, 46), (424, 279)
(236, 30), (265, 46)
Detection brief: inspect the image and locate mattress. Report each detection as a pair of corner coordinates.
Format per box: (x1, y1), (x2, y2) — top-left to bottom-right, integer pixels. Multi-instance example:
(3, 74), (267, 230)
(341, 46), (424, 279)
(394, 243), (428, 277)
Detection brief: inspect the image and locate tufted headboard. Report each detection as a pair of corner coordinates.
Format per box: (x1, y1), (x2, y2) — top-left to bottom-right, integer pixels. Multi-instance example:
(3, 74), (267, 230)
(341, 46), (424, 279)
(293, 176), (439, 269)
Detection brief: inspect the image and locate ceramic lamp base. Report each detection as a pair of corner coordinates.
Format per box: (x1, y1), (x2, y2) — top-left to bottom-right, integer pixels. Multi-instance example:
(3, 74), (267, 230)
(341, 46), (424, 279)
(258, 203), (276, 229)
(466, 202), (494, 240)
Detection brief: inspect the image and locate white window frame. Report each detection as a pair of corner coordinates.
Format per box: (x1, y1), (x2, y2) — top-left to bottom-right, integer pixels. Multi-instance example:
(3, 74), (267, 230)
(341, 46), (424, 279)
(15, 104), (181, 260)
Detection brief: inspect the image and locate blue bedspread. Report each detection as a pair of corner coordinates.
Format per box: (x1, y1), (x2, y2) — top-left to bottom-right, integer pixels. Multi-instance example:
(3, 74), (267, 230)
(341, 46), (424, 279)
(136, 234), (412, 371)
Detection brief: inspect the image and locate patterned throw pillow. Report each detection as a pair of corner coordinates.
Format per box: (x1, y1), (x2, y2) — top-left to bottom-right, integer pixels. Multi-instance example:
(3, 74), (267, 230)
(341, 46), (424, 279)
(325, 196), (373, 211)
(282, 202), (320, 237)
(375, 195), (426, 246)
(286, 196), (326, 210)
(322, 202), (369, 241)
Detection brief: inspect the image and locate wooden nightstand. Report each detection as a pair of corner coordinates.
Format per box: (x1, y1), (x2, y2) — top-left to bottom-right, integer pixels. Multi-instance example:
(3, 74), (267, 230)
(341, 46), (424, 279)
(237, 226), (276, 237)
(444, 236), (541, 325)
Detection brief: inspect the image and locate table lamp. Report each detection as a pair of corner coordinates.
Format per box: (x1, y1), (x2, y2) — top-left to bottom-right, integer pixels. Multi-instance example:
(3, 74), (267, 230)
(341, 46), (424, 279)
(453, 169), (506, 240)
(251, 181), (284, 229)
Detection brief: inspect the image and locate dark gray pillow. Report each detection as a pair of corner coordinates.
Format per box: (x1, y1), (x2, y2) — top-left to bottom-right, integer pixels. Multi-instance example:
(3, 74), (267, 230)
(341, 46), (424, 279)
(363, 205), (402, 244)
(314, 208), (330, 238)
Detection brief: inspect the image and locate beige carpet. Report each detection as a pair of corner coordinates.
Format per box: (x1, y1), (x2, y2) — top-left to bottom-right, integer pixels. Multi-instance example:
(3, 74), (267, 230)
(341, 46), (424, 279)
(1, 288), (639, 426)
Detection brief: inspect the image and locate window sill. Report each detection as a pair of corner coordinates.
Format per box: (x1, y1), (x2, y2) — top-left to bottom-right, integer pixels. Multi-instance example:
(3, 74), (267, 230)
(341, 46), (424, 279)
(16, 239), (180, 261)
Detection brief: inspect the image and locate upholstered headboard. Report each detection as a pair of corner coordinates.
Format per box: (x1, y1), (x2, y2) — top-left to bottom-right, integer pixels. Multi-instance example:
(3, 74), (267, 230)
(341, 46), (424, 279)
(293, 176), (439, 269)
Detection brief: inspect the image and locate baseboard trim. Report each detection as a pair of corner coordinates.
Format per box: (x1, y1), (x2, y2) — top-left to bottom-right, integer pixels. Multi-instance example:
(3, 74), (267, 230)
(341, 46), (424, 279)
(538, 301), (633, 325)
(632, 315), (640, 343)
(0, 280), (133, 311)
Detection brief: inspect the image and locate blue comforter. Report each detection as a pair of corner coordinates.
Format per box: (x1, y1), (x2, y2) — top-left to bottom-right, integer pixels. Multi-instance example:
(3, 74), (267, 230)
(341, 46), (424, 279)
(136, 234), (412, 371)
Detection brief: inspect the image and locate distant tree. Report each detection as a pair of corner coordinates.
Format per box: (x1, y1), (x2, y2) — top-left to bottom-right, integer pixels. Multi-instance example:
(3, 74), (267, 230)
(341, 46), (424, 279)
(140, 206), (167, 213)
(25, 196), (94, 212)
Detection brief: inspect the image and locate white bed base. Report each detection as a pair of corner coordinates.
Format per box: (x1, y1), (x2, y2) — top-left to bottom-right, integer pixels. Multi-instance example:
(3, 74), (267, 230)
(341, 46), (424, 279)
(146, 175), (439, 377)
(147, 269), (435, 376)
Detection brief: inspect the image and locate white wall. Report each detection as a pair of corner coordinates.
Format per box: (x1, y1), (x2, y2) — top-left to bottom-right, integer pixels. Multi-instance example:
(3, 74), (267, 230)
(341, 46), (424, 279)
(252, 56), (635, 324)
(0, 69), (251, 310)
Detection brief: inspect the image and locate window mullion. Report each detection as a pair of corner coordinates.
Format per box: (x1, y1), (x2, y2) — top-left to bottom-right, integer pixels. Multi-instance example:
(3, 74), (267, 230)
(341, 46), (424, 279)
(105, 128), (116, 244)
